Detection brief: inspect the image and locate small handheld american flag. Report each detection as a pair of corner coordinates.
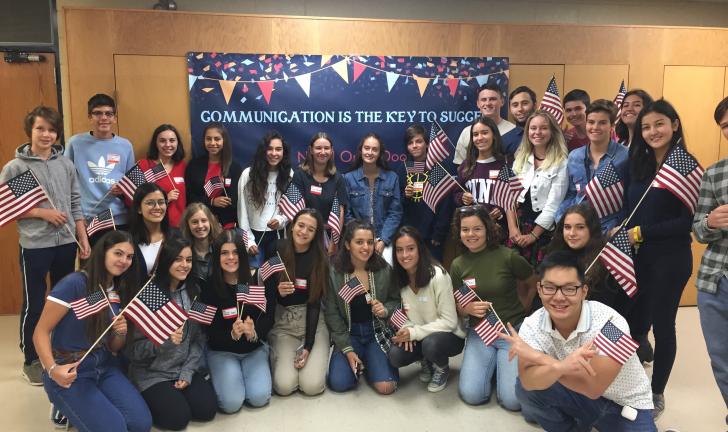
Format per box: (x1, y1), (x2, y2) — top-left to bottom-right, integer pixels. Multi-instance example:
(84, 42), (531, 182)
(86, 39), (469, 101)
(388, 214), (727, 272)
(259, 256), (285, 282)
(327, 196), (342, 244)
(117, 163), (149, 202)
(236, 284), (267, 312)
(425, 122), (450, 170)
(388, 308), (408, 331)
(473, 308), (505, 346)
(613, 80), (627, 120)
(145, 163), (168, 183)
(584, 162), (624, 219)
(454, 283), (477, 309)
(70, 290), (110, 320)
(651, 144), (704, 214)
(422, 164), (458, 212)
(539, 76), (564, 125)
(187, 299), (217, 325)
(338, 277), (366, 304)
(123, 279), (188, 345)
(405, 161), (426, 175)
(490, 165), (523, 211)
(598, 228), (637, 297)
(0, 169), (48, 227)
(279, 183), (306, 221)
(593, 320), (639, 365)
(204, 176), (225, 199)
(86, 209), (115, 237)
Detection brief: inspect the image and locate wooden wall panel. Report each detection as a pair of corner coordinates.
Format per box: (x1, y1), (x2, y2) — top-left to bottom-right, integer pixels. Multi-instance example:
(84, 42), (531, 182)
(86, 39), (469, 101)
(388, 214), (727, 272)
(663, 65), (726, 306)
(0, 54), (58, 314)
(563, 64), (629, 102)
(113, 55), (190, 159)
(508, 64), (565, 121)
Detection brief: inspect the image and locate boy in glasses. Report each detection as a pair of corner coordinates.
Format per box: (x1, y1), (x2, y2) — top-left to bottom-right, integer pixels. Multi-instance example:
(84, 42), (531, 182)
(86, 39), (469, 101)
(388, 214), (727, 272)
(501, 251), (656, 430)
(65, 94), (135, 242)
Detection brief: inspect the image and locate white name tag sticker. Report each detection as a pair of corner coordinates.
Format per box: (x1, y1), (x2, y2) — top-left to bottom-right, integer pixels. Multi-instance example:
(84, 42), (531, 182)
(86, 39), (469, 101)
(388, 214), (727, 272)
(310, 185), (322, 195)
(365, 293), (372, 304)
(489, 170), (500, 179)
(224, 178), (232, 186)
(417, 295), (429, 302)
(413, 181), (424, 193)
(107, 291), (120, 303)
(463, 278), (477, 290)
(576, 184), (581, 192)
(173, 176), (184, 183)
(222, 307), (237, 319)
(107, 153), (120, 164)
(294, 278), (308, 290)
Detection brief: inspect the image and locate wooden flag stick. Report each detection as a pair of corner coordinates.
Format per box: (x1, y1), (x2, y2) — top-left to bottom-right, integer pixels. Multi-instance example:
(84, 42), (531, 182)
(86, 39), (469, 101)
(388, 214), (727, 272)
(276, 251), (292, 282)
(159, 160), (178, 192)
(436, 161), (468, 193)
(29, 170), (82, 250)
(110, 209), (117, 231)
(433, 119), (458, 150)
(488, 304), (512, 337)
(98, 284), (116, 317)
(87, 189), (114, 214)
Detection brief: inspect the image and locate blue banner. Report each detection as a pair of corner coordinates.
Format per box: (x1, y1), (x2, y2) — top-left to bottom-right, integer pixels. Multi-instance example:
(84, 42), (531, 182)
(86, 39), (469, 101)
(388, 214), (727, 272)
(188, 53), (509, 168)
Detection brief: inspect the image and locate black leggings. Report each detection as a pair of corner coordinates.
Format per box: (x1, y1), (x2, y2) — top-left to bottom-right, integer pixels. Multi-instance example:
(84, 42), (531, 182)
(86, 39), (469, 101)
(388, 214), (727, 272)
(388, 332), (465, 368)
(627, 245), (692, 394)
(141, 372), (217, 431)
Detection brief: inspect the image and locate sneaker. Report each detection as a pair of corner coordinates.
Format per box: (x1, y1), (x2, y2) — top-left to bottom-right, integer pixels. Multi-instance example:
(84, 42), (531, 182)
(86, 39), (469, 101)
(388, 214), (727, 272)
(419, 360), (433, 383)
(653, 393), (665, 420)
(49, 404), (69, 430)
(428, 365), (449, 393)
(22, 360), (43, 386)
(637, 338), (654, 364)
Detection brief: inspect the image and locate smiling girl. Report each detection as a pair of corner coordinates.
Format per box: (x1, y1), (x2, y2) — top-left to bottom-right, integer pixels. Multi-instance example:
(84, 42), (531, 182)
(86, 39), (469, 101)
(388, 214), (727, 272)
(180, 203), (222, 286)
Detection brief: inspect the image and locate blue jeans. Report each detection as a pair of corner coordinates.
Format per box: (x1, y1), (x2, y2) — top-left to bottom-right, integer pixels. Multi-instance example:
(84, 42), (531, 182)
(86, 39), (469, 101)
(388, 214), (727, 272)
(43, 350), (151, 432)
(328, 322), (399, 392)
(698, 275), (728, 409)
(207, 345), (272, 413)
(458, 327), (520, 410)
(516, 379), (656, 432)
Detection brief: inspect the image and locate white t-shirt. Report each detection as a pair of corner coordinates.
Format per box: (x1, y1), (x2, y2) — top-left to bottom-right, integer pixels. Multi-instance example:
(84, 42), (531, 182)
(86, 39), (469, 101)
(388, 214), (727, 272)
(139, 240), (163, 275)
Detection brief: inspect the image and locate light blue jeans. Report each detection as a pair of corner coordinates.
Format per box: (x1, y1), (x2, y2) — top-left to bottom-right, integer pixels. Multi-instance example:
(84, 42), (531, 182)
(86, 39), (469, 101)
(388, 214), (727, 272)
(458, 327), (520, 410)
(698, 275), (728, 409)
(207, 345), (272, 413)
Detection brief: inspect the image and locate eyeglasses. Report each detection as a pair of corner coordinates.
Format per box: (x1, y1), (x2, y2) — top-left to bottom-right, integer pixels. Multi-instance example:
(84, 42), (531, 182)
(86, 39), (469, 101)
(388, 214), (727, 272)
(91, 110), (115, 118)
(537, 282), (583, 297)
(143, 199), (168, 208)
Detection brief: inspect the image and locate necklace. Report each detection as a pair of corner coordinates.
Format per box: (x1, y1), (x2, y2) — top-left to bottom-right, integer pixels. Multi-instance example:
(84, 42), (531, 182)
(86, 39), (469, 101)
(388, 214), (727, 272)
(534, 154), (545, 161)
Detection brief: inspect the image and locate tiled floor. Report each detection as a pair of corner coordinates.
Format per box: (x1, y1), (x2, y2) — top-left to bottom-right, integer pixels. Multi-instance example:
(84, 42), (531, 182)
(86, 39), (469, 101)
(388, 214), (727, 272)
(0, 307), (723, 431)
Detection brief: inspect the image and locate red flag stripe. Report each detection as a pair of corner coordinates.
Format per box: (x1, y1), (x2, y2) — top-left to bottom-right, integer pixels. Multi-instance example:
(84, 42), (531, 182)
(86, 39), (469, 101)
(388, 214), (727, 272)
(0, 187), (47, 226)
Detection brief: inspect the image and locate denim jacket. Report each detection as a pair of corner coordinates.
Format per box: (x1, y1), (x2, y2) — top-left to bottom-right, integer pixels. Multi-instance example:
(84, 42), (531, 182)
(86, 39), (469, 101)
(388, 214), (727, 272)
(556, 141), (629, 232)
(344, 167), (402, 245)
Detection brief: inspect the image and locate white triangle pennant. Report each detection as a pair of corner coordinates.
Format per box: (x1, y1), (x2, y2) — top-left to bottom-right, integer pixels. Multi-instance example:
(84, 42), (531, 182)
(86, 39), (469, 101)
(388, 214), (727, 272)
(188, 75), (198, 91)
(475, 75), (489, 87)
(386, 71), (399, 92)
(295, 73), (311, 97)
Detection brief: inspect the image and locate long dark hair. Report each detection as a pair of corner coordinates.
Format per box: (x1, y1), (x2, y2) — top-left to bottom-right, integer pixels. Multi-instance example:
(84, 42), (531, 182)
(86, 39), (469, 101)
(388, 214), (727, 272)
(391, 226), (441, 290)
(247, 130), (292, 209)
(348, 133), (390, 172)
(128, 183), (170, 245)
(155, 236), (199, 298)
(629, 99), (689, 182)
(460, 116), (505, 179)
(203, 123), (233, 176)
(332, 219), (388, 273)
(210, 229), (251, 299)
(85, 230), (139, 341)
(451, 204), (502, 253)
(615, 89), (653, 144)
(278, 209), (329, 303)
(147, 124), (185, 162)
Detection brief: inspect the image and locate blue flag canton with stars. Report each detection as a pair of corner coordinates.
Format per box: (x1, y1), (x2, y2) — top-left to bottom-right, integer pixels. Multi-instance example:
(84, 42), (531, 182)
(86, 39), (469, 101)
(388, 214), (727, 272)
(138, 281), (170, 312)
(547, 78), (560, 95)
(236, 284), (250, 295)
(600, 321), (626, 343)
(428, 164), (449, 186)
(190, 299), (209, 314)
(85, 290), (106, 305)
(496, 165), (516, 183)
(430, 122), (444, 141)
(7, 170), (40, 196)
(285, 183), (304, 204)
(665, 145), (698, 176)
(485, 308), (499, 325)
(126, 165), (147, 186)
(597, 162), (621, 187)
(610, 229), (634, 257)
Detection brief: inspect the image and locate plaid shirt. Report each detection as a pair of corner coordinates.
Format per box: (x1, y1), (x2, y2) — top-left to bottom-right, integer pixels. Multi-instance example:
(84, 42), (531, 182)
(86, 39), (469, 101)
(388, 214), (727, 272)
(692, 157), (728, 293)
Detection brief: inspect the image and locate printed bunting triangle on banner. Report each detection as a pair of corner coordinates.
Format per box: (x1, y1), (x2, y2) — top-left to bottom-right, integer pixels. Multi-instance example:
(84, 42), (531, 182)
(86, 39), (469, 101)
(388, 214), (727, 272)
(188, 75), (198, 91)
(447, 78), (459, 97)
(386, 72), (399, 92)
(475, 75), (489, 87)
(331, 60), (349, 83)
(295, 73), (311, 97)
(352, 62), (366, 83)
(414, 75), (430, 97)
(320, 55), (333, 67)
(219, 80), (237, 105)
(257, 80), (275, 104)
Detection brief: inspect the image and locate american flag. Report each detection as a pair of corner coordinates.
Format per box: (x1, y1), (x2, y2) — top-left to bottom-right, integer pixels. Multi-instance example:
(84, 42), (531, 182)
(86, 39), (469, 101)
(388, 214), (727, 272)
(241, 229), (250, 249)
(145, 163), (167, 183)
(86, 209), (115, 237)
(117, 163), (148, 202)
(69, 290), (109, 320)
(652, 145), (704, 214)
(259, 256), (285, 282)
(593, 320), (639, 365)
(454, 283), (477, 308)
(204, 176), (225, 199)
(327, 196), (342, 244)
(123, 280), (187, 345)
(405, 161), (426, 174)
(0, 169), (48, 227)
(423, 164), (458, 212)
(236, 284), (267, 312)
(425, 122), (450, 170)
(490, 165), (523, 210)
(187, 299), (217, 325)
(473, 308), (505, 346)
(388, 308), (408, 331)
(613, 80), (627, 120)
(539, 76), (564, 124)
(598, 228), (637, 297)
(279, 183), (306, 222)
(338, 277), (366, 304)
(584, 162), (624, 219)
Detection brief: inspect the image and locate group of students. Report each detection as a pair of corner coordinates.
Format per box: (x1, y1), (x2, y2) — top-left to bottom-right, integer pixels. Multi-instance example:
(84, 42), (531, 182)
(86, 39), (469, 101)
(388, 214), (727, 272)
(3, 85), (727, 432)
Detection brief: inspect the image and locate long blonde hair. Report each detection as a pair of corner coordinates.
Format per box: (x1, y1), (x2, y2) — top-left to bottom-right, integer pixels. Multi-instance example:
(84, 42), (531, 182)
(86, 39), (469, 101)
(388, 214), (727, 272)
(512, 110), (568, 174)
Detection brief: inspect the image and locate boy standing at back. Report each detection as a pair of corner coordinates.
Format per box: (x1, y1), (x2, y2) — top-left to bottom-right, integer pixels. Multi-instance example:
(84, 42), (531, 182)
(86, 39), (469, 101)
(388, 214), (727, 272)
(563, 89), (591, 152)
(65, 94), (135, 236)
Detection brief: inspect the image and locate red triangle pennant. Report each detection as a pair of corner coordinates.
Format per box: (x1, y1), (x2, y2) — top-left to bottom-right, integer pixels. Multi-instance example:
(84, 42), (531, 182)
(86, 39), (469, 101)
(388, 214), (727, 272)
(447, 78), (459, 97)
(352, 62), (366, 83)
(258, 80), (274, 104)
